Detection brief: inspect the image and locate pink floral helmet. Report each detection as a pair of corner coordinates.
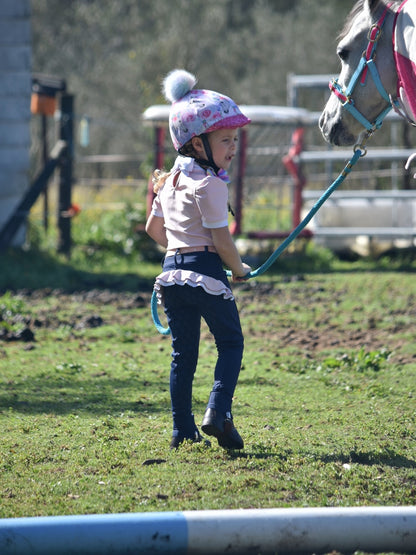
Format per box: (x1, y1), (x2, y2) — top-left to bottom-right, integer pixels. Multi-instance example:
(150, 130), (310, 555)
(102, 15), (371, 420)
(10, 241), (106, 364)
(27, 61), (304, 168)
(163, 69), (250, 152)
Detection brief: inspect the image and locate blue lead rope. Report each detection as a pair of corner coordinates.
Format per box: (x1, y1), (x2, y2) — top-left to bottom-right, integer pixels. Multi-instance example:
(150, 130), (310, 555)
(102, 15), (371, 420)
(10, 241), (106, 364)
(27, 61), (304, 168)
(151, 147), (364, 335)
(151, 287), (171, 335)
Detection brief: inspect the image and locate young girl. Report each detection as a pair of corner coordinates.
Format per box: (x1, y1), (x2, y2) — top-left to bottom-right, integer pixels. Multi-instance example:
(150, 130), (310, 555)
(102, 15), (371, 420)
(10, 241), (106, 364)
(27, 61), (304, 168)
(145, 69), (251, 450)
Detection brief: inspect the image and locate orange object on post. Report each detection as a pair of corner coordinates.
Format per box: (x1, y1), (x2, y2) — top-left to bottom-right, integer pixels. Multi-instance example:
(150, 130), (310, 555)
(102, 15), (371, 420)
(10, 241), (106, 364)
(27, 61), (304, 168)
(31, 74), (66, 117)
(30, 93), (57, 116)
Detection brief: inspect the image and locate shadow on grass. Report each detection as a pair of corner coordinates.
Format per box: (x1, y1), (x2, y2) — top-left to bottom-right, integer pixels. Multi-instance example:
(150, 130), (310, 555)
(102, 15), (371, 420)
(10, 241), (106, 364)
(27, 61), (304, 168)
(3, 243), (416, 295)
(0, 375), (169, 416)
(321, 449), (416, 469)
(0, 248), (155, 293)
(227, 447), (416, 469)
(228, 450), (290, 461)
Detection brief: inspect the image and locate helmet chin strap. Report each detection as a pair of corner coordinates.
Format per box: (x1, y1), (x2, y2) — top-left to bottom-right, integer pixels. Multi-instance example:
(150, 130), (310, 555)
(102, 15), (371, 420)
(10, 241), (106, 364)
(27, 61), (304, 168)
(178, 133), (221, 174)
(194, 134), (233, 213)
(199, 134), (220, 174)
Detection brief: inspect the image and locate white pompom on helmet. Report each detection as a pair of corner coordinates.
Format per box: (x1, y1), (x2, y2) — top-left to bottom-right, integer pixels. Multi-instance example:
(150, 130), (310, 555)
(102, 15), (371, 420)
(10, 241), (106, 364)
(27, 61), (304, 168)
(162, 69), (250, 152)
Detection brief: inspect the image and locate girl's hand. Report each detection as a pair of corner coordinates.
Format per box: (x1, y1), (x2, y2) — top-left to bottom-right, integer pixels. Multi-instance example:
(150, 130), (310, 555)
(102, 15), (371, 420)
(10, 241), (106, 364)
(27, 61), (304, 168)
(232, 263), (252, 282)
(210, 227), (252, 281)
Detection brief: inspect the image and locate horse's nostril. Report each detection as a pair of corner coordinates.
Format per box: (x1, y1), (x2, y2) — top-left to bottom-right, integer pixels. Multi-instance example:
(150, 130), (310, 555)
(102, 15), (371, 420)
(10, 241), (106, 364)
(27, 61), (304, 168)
(330, 121), (357, 146)
(328, 123), (339, 144)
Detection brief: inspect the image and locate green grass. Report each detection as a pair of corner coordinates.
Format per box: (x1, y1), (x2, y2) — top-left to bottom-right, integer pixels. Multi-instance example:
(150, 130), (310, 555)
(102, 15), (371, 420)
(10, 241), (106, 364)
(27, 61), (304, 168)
(0, 258), (415, 519)
(0, 208), (415, 555)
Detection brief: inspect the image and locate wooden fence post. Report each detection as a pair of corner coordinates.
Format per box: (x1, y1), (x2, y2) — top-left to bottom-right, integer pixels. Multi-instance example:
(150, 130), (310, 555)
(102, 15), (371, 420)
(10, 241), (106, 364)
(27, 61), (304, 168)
(230, 127), (247, 236)
(57, 94), (74, 256)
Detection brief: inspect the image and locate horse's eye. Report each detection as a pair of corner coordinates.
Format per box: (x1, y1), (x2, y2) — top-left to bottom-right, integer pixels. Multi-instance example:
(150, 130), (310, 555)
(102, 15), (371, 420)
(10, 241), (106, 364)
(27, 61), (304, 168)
(337, 48), (349, 61)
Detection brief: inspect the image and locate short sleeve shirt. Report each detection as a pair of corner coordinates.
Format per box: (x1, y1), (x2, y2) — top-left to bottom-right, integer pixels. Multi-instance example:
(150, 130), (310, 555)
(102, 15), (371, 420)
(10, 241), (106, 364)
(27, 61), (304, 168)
(151, 157), (229, 250)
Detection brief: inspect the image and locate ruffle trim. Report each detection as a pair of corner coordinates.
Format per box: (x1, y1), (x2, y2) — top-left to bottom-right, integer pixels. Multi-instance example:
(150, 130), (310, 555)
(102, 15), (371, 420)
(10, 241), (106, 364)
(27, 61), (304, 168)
(154, 270), (234, 306)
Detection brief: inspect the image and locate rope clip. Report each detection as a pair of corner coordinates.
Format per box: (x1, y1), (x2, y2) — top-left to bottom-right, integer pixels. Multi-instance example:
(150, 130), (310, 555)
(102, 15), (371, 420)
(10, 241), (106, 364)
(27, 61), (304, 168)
(353, 143), (368, 157)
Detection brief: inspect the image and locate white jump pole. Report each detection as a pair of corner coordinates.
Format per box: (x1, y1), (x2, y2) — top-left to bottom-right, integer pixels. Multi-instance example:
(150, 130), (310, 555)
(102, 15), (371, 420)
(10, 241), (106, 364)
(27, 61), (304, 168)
(1, 506), (416, 554)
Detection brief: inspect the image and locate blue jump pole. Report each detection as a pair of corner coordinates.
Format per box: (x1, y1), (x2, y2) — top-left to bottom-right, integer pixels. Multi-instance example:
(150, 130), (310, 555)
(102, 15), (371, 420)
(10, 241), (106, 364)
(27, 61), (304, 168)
(1, 506), (416, 554)
(0, 511), (188, 554)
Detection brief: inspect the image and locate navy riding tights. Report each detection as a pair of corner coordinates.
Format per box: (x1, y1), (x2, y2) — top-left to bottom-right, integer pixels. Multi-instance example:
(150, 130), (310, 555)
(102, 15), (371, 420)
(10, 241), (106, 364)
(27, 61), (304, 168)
(162, 253), (244, 440)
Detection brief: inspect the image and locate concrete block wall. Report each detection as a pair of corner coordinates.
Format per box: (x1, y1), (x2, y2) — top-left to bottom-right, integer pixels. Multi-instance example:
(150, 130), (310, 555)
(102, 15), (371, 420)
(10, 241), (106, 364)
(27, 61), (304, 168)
(0, 0), (31, 246)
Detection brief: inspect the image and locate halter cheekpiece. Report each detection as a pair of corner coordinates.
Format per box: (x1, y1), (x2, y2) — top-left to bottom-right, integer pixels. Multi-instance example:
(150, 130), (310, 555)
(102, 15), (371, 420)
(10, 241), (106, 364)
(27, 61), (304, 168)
(329, 1), (399, 133)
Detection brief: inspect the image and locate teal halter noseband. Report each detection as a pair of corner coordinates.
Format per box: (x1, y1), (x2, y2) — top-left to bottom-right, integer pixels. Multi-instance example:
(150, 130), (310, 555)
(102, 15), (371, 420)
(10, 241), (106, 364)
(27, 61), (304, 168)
(329, 2), (398, 133)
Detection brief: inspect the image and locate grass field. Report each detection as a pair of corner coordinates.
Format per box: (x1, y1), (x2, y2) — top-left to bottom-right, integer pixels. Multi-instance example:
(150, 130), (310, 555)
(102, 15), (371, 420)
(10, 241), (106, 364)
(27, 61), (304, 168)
(0, 239), (415, 526)
(0, 195), (415, 554)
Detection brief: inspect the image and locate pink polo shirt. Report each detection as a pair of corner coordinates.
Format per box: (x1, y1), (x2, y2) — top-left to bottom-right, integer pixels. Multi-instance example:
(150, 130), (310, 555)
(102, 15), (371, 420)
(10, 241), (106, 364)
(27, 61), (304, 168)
(151, 156), (229, 250)
(151, 156), (234, 303)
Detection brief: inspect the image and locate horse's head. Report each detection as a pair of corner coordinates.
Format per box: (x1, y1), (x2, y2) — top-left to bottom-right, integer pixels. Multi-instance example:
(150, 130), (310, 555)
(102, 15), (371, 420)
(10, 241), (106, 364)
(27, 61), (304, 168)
(319, 0), (399, 146)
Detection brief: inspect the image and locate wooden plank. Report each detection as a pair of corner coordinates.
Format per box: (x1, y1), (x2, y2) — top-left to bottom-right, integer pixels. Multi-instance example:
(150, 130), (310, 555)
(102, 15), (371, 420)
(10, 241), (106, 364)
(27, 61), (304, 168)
(0, 123), (30, 146)
(298, 148), (416, 163)
(303, 190), (416, 200)
(0, 0), (30, 17)
(312, 227), (416, 237)
(0, 72), (31, 96)
(0, 45), (31, 72)
(0, 20), (31, 45)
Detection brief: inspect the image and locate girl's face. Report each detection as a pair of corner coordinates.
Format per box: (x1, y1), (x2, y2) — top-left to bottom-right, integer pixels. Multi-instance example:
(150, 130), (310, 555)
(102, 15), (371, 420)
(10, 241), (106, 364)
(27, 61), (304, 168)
(207, 128), (239, 171)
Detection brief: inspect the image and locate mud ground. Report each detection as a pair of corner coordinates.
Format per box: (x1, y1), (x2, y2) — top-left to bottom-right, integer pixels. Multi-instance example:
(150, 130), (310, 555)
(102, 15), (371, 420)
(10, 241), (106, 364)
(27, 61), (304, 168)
(2, 277), (415, 367)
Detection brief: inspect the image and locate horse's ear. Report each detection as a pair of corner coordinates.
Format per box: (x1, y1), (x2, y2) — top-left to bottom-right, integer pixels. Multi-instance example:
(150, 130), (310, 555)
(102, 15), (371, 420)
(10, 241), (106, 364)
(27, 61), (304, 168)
(365, 0), (385, 14)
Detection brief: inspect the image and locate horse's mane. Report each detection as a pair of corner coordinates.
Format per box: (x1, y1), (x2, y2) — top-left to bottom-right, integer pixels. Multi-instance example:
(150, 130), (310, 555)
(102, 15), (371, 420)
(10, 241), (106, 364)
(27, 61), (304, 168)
(338, 0), (400, 41)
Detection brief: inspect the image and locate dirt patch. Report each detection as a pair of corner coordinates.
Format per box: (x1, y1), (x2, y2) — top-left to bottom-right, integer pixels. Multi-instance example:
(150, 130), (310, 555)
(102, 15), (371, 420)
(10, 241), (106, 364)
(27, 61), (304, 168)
(2, 282), (415, 365)
(0, 289), (149, 342)
(234, 279), (416, 366)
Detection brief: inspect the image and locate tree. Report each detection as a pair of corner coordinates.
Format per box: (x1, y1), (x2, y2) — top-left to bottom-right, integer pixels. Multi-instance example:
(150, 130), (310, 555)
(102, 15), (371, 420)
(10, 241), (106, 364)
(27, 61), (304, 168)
(31, 0), (352, 162)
